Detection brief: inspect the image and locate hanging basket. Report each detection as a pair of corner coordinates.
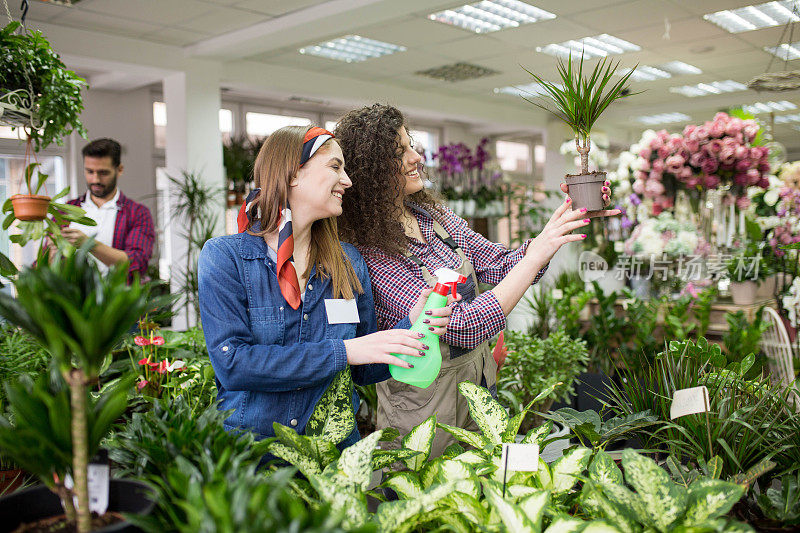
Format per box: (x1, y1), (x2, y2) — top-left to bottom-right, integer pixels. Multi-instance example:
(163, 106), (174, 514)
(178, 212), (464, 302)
(747, 70), (800, 92)
(0, 88), (40, 130)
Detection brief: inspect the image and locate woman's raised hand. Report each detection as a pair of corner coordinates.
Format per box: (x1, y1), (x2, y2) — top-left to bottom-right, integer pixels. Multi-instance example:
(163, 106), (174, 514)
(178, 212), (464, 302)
(525, 198), (592, 265)
(408, 287), (460, 336)
(343, 330), (428, 369)
(560, 181), (621, 218)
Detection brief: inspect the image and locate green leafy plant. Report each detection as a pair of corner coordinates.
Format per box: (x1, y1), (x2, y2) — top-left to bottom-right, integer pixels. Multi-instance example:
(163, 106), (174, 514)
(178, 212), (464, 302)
(0, 242), (155, 532)
(541, 408), (657, 451)
(579, 449), (751, 532)
(522, 54), (637, 175)
(756, 472), (800, 525)
(0, 22), (87, 151)
(498, 329), (589, 432)
(222, 133), (259, 194)
(721, 309), (769, 379)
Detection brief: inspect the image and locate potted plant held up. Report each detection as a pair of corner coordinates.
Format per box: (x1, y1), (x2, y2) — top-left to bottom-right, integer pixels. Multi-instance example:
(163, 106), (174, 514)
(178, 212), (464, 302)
(0, 243), (162, 532)
(523, 54), (637, 211)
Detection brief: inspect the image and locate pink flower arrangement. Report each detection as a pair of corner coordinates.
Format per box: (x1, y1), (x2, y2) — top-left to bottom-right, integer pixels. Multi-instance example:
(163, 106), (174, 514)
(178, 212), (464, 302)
(633, 130), (685, 214)
(680, 113), (770, 202)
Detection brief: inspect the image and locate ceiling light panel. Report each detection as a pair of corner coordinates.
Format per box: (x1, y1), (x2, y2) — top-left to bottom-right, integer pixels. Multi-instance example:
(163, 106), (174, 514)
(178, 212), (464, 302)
(618, 65), (671, 82)
(765, 40), (800, 60)
(493, 81), (563, 97)
(660, 61), (703, 75)
(704, 1), (800, 33)
(536, 34), (640, 60)
(635, 113), (691, 125)
(428, 1), (556, 34)
(669, 80), (747, 97)
(775, 113), (800, 123)
(298, 35), (406, 63)
(742, 100), (797, 113)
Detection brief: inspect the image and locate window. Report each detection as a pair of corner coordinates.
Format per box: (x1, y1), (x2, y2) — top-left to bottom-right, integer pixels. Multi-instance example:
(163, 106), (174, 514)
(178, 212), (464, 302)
(496, 140), (532, 173)
(0, 155), (66, 270)
(409, 129), (439, 167)
(245, 112), (311, 139)
(325, 120), (338, 132)
(154, 102), (234, 148)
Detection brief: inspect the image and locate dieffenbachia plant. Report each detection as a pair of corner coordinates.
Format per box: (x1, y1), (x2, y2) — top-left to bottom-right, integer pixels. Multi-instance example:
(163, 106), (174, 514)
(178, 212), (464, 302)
(579, 449), (753, 532)
(540, 407), (658, 450)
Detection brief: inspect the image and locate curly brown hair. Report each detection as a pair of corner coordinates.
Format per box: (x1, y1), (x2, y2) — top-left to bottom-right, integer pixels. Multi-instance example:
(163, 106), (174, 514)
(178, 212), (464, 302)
(335, 104), (442, 256)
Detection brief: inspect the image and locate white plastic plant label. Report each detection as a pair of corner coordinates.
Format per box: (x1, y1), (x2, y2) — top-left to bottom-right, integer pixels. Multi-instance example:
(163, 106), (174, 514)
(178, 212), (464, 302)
(500, 443), (539, 472)
(670, 386), (710, 420)
(64, 463), (110, 515)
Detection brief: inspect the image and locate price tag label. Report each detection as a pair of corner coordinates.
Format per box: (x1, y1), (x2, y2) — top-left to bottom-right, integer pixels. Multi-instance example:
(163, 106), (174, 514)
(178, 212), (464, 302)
(670, 386), (710, 420)
(64, 456), (110, 515)
(500, 443), (539, 472)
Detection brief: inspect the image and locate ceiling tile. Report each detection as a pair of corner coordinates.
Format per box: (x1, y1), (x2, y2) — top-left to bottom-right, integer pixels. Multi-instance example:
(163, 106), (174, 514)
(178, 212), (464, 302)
(527, 0), (633, 17)
(356, 16), (475, 48)
(433, 36), (527, 61)
(178, 7), (270, 34)
(46, 9), (160, 39)
(249, 50), (341, 73)
(78, 0), (216, 26)
(489, 18), (592, 48)
(140, 28), (211, 47)
(233, 0), (328, 16)
(567, 0), (687, 34)
(25, 1), (71, 22)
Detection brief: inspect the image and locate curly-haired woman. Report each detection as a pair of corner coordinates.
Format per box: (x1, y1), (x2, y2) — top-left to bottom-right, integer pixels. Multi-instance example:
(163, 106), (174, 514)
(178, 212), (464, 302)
(335, 105), (618, 456)
(200, 125), (455, 449)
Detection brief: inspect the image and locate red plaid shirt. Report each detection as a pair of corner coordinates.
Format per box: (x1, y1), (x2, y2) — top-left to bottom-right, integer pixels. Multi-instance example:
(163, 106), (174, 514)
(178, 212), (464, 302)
(67, 191), (155, 283)
(359, 205), (547, 350)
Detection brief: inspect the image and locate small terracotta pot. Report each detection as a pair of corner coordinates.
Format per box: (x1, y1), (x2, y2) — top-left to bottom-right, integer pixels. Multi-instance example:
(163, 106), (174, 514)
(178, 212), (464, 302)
(730, 280), (758, 305)
(565, 171), (605, 211)
(10, 194), (50, 221)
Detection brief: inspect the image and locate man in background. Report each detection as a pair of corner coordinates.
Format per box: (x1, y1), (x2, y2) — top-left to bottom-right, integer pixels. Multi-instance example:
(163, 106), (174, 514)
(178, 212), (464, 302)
(63, 138), (154, 283)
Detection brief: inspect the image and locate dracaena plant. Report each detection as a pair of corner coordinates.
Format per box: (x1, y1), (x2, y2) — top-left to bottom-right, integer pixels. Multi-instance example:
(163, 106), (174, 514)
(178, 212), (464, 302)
(0, 243), (155, 533)
(523, 54), (637, 175)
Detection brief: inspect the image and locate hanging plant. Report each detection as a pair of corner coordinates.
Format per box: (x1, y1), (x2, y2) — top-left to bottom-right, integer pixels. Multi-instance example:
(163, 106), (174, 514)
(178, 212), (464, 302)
(0, 21), (87, 151)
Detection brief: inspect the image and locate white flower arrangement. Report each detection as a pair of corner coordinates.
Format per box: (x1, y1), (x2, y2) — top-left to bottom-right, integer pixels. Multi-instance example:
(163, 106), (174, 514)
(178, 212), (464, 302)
(623, 212), (705, 258)
(782, 276), (800, 328)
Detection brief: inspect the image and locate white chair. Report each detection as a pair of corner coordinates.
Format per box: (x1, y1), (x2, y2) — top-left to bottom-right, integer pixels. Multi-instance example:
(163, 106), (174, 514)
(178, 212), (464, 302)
(760, 307), (799, 409)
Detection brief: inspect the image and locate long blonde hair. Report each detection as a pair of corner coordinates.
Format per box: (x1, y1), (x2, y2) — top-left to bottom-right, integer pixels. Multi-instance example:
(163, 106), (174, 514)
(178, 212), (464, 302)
(246, 125), (362, 299)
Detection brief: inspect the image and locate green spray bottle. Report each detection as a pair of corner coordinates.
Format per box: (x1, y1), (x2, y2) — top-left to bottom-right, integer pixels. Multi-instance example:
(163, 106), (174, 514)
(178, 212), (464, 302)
(390, 268), (467, 389)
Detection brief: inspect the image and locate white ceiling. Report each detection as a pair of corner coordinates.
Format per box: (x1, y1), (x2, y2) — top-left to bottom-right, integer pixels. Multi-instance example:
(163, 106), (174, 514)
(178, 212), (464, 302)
(21, 0), (800, 151)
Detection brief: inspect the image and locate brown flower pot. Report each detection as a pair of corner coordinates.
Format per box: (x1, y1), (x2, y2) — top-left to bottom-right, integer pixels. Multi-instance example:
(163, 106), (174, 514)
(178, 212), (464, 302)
(756, 275), (776, 300)
(0, 469), (23, 495)
(10, 195), (50, 222)
(565, 171), (605, 211)
(730, 280), (757, 305)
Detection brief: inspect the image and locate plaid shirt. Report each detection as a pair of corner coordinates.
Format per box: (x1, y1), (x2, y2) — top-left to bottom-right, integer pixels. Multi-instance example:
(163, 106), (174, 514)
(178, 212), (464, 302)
(67, 191), (155, 283)
(359, 205), (547, 350)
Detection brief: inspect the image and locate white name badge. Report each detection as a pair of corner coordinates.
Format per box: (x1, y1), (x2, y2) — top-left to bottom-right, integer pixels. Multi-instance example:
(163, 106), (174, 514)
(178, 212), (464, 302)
(670, 386), (710, 419)
(324, 299), (359, 324)
(500, 443), (539, 472)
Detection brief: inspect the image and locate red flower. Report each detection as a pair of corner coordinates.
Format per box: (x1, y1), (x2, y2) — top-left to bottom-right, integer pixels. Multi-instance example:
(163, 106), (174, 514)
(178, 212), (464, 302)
(134, 336), (150, 346)
(156, 360), (169, 374)
(151, 336), (165, 346)
(138, 358), (149, 366)
(136, 380), (149, 391)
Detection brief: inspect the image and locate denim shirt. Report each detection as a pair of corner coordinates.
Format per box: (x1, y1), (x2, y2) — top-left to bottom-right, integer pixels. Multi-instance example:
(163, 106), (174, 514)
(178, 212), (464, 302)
(197, 230), (390, 446)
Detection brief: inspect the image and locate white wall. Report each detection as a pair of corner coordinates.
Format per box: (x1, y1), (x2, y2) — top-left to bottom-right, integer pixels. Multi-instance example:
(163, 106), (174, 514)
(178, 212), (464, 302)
(73, 88), (157, 215)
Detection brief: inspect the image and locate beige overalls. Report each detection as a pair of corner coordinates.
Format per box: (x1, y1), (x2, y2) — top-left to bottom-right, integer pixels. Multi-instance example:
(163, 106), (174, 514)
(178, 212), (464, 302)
(376, 220), (498, 458)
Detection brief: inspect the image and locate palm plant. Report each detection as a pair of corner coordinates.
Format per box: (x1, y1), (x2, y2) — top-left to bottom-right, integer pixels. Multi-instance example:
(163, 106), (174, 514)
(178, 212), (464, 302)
(523, 54), (637, 175)
(0, 242), (156, 532)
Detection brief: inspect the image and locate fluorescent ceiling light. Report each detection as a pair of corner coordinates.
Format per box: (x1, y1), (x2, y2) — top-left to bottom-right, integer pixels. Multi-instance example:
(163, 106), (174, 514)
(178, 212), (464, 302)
(660, 61), (702, 75)
(493, 81), (563, 97)
(742, 100), (797, 113)
(775, 113), (800, 123)
(299, 35), (406, 63)
(704, 1), (800, 33)
(536, 34), (640, 60)
(428, 1), (556, 34)
(635, 113), (691, 125)
(765, 40), (800, 60)
(669, 80), (747, 97)
(619, 65), (671, 82)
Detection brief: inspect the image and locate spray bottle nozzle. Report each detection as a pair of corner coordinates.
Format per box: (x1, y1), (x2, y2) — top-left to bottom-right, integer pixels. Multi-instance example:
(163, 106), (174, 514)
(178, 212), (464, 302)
(432, 268), (467, 298)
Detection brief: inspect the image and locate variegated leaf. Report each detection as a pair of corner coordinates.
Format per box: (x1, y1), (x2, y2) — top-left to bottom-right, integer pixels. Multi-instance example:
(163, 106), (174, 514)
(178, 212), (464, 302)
(503, 410), (528, 442)
(622, 449), (687, 531)
(580, 480), (639, 533)
(438, 459), (480, 498)
(589, 450), (623, 485)
(379, 427), (400, 441)
(376, 498), (424, 532)
(309, 437), (340, 467)
(372, 449), (421, 471)
(528, 382), (560, 408)
(684, 478), (745, 525)
(665, 455), (692, 487)
(458, 381), (509, 444)
(443, 442), (465, 459)
(730, 458), (776, 489)
(508, 485), (540, 498)
(441, 492), (487, 525)
(326, 430), (382, 491)
(421, 481), (457, 511)
(420, 459), (440, 489)
(305, 367), (355, 444)
(383, 472), (423, 499)
(454, 450), (487, 465)
(414, 508), (472, 533)
(268, 442), (322, 478)
(544, 516), (587, 533)
(582, 521), (626, 533)
(537, 458), (552, 489)
(402, 414), (437, 471)
(522, 420), (554, 445)
(483, 481), (536, 533)
(273, 423), (317, 462)
(551, 447), (592, 493)
(308, 474), (369, 528)
(518, 490), (550, 530)
(437, 421), (489, 449)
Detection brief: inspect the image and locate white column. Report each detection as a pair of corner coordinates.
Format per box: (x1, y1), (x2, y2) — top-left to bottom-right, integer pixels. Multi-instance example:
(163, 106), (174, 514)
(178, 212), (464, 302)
(163, 61), (224, 330)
